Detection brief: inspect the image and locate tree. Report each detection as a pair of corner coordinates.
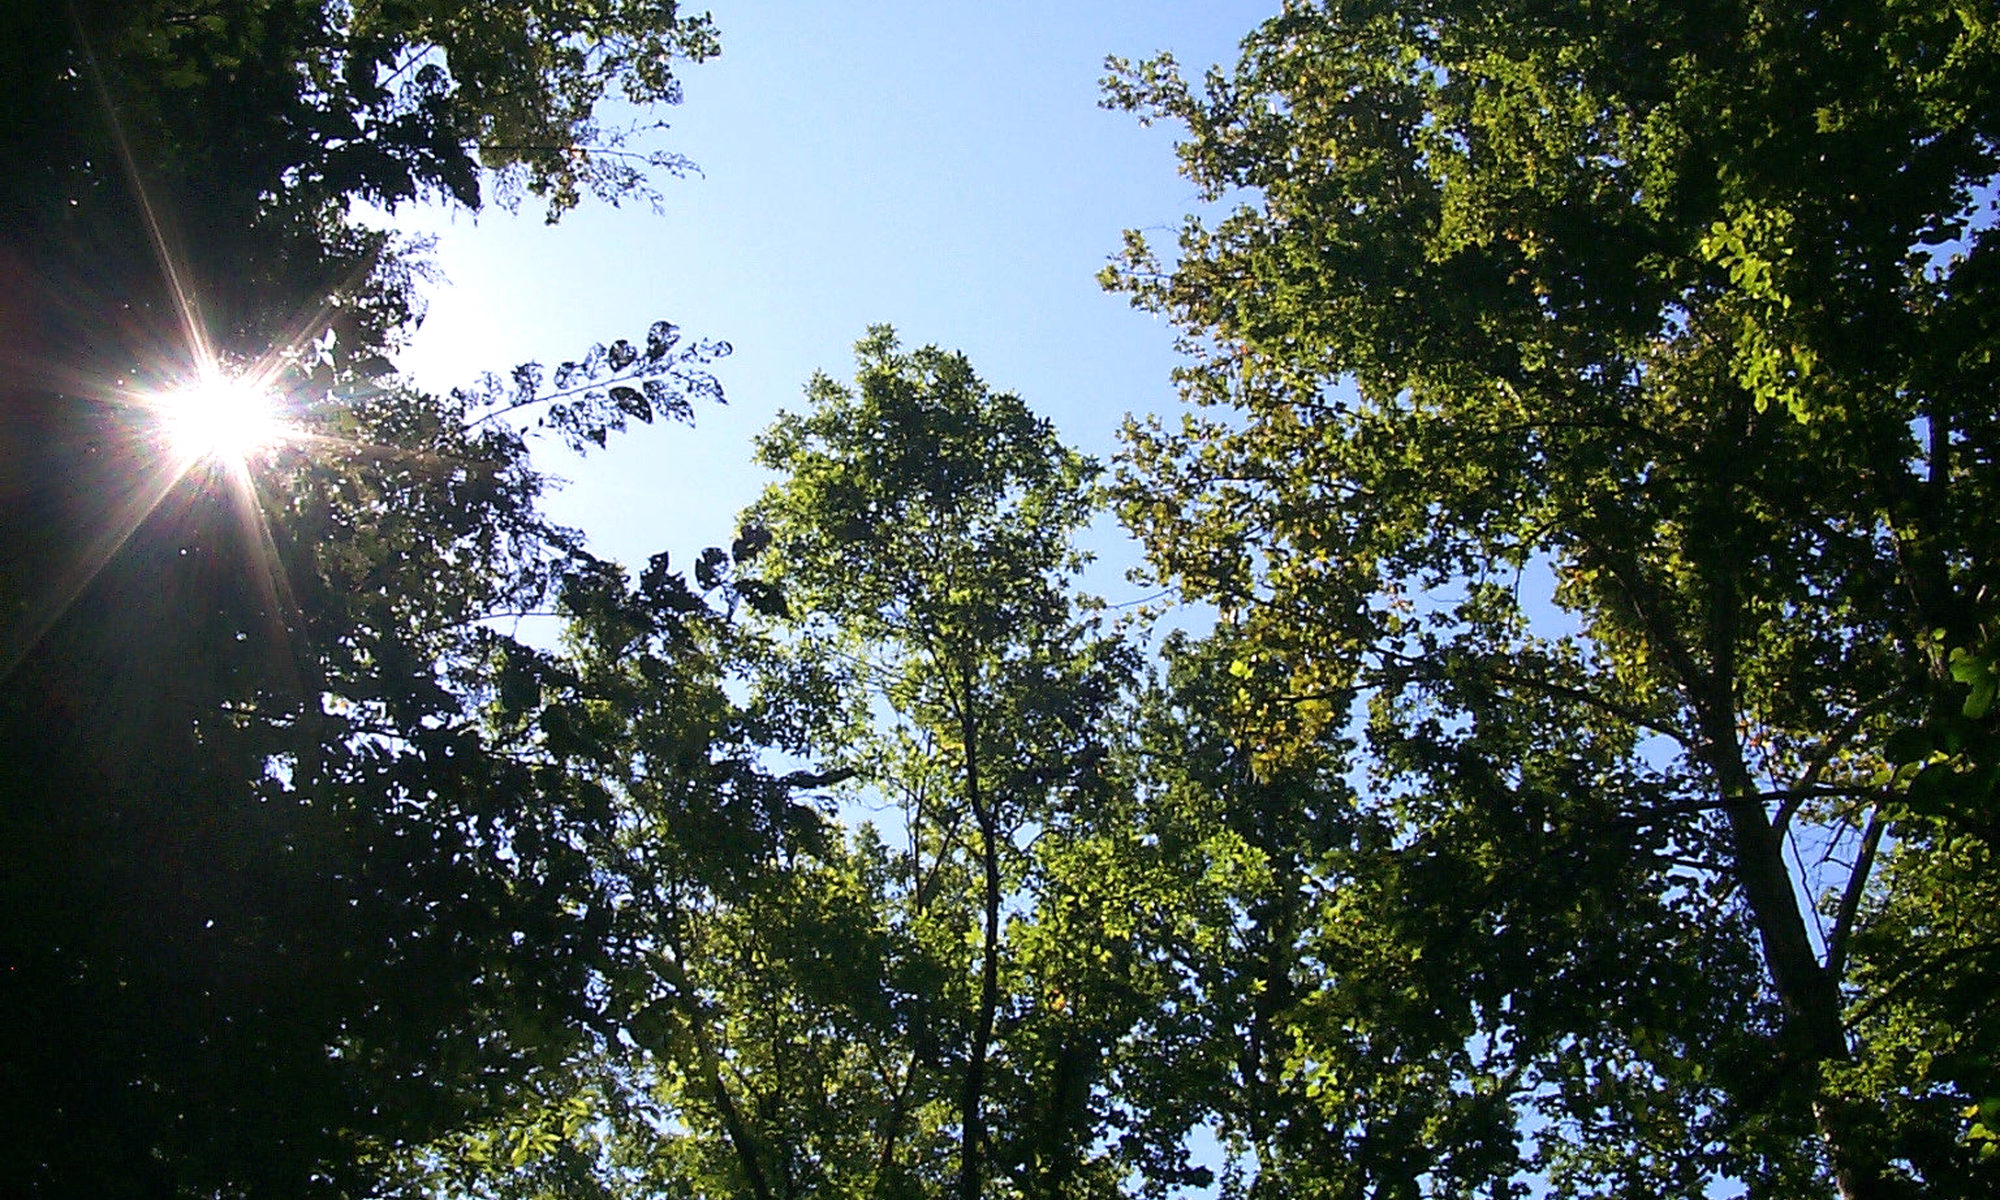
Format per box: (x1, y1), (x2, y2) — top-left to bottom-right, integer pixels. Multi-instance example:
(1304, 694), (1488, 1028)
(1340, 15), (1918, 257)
(0, 0), (718, 342)
(361, 330), (1147, 1200)
(0, 2), (736, 1193)
(1104, 2), (1999, 1197)
(0, 321), (747, 1199)
(2, 0), (726, 683)
(367, 531), (849, 1200)
(629, 328), (1139, 1199)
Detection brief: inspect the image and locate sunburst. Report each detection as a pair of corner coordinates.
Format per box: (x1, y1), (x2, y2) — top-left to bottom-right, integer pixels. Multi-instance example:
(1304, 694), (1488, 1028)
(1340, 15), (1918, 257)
(147, 361), (296, 472)
(3, 22), (437, 681)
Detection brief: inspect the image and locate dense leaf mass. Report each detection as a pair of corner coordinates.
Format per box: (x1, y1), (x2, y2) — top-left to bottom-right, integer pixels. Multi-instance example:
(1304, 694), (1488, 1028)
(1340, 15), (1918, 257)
(0, 322), (757, 1198)
(10, 3), (2000, 1199)
(0, 3), (729, 1196)
(1105, 1), (1998, 1197)
(738, 331), (1140, 1200)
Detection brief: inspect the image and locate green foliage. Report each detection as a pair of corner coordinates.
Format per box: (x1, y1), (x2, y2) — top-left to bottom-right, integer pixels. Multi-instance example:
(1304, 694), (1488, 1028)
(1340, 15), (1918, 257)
(750, 325), (1102, 653)
(0, 318), (754, 1197)
(1104, 1), (2000, 1196)
(749, 330), (1139, 1200)
(0, 3), (728, 1192)
(16, 3), (2000, 1198)
(0, 0), (717, 384)
(536, 330), (1151, 1200)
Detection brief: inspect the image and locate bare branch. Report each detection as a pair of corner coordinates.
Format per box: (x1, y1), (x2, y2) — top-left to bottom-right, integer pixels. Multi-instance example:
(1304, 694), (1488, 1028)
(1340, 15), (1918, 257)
(1825, 813), (1885, 983)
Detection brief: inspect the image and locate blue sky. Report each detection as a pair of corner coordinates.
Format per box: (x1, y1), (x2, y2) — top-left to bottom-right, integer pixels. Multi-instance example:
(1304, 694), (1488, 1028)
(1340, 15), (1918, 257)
(389, 1), (1273, 598)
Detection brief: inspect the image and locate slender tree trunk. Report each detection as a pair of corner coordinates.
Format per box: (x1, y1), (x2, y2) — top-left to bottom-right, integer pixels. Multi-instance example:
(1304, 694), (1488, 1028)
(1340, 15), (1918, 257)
(699, 1035), (778, 1200)
(1699, 695), (1891, 1200)
(872, 1048), (921, 1197)
(1677, 416), (1894, 1200)
(659, 943), (776, 1200)
(958, 702), (1002, 1200)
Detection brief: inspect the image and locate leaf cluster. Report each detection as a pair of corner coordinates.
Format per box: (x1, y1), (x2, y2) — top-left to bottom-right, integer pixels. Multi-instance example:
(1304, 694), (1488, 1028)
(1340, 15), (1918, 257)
(1101, 1), (2000, 1194)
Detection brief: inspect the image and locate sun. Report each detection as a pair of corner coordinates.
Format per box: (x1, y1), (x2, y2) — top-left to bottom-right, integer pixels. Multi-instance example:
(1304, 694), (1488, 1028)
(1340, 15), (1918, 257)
(155, 374), (285, 464)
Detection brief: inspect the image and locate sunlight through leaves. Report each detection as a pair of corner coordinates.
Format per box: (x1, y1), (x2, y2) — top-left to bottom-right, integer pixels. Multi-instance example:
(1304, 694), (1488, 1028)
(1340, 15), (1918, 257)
(152, 371), (287, 467)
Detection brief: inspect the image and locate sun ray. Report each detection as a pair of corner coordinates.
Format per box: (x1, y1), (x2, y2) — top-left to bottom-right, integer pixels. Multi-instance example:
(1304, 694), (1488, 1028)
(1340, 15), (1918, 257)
(4, 16), (369, 680)
(1, 81), (285, 676)
(0, 433), (201, 679)
(69, 0), (217, 383)
(13, 17), (518, 686)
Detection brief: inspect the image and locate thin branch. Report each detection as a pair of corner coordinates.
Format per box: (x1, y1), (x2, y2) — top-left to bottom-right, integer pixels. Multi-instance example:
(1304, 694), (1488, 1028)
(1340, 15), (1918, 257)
(1787, 824), (1831, 951)
(1824, 812), (1885, 983)
(654, 938), (776, 1200)
(463, 365), (677, 429)
(1797, 712), (1866, 794)
(1588, 545), (1707, 721)
(476, 141), (687, 165)
(776, 766), (858, 790)
(1667, 855), (1729, 873)
(1356, 647), (1690, 746)
(1846, 939), (2000, 1027)
(1758, 785), (1891, 804)
(371, 45), (436, 94)
(1483, 664), (1684, 744)
(1774, 711), (1867, 833)
(873, 1048), (923, 1187)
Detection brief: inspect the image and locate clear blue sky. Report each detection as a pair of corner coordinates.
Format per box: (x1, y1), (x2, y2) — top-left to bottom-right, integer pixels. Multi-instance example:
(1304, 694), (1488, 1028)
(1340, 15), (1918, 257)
(390, 1), (1273, 596)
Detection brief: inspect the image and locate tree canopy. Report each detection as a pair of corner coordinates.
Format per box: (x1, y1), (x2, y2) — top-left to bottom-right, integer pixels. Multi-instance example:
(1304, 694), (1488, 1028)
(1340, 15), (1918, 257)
(712, 329), (1137, 1199)
(1105, 1), (1999, 1196)
(0, 3), (738, 1196)
(0, 0), (717, 411)
(8, 2), (2000, 1199)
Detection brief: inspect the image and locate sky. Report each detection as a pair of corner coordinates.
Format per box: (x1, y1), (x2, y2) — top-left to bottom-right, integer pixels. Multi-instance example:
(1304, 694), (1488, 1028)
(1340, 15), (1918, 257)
(387, 1), (1275, 601)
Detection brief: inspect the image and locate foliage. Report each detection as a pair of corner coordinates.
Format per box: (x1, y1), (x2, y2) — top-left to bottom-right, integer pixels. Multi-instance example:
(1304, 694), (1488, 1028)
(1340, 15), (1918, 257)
(17, 2), (2000, 1198)
(0, 0), (729, 1192)
(0, 0), (717, 379)
(1104, 2), (1999, 1196)
(747, 328), (1136, 1197)
(0, 320), (751, 1198)
(368, 529), (844, 1200)
(513, 329), (1149, 1200)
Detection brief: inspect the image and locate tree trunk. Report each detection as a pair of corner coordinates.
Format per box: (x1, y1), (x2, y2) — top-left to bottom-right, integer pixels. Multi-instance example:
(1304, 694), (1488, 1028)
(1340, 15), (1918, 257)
(958, 704), (1002, 1200)
(658, 943), (777, 1200)
(1682, 437), (1892, 1200)
(1701, 701), (1891, 1200)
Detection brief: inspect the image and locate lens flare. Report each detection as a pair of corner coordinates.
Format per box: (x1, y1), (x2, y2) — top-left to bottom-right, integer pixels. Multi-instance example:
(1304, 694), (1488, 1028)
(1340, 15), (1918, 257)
(157, 374), (285, 464)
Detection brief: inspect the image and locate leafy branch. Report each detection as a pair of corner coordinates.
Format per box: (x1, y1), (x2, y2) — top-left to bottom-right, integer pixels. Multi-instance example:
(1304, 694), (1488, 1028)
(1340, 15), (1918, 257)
(461, 319), (731, 452)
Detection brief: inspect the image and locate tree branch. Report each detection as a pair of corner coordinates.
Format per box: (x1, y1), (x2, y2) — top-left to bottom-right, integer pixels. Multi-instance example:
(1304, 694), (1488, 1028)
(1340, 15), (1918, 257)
(1846, 939), (2000, 1028)
(1824, 812), (1885, 984)
(1774, 711), (1866, 834)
